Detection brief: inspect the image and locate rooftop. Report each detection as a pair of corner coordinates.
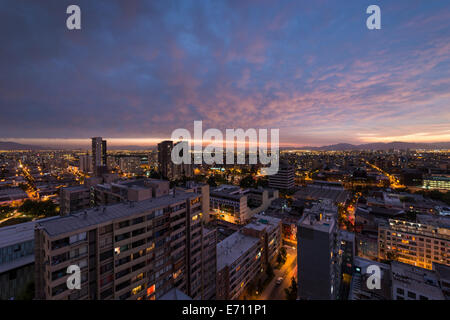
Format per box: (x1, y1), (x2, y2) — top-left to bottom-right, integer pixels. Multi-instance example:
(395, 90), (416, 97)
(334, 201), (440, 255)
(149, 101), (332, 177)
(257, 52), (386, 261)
(294, 185), (348, 203)
(37, 191), (199, 237)
(391, 261), (445, 299)
(159, 288), (192, 300)
(217, 231), (259, 271)
(245, 214), (281, 231)
(0, 216), (58, 248)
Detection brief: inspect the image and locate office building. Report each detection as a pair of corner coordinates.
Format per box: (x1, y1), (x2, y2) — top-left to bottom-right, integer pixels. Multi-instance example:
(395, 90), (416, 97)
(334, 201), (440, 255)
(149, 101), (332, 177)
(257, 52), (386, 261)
(422, 175), (450, 191)
(268, 160), (295, 190)
(210, 185), (278, 225)
(378, 218), (450, 270)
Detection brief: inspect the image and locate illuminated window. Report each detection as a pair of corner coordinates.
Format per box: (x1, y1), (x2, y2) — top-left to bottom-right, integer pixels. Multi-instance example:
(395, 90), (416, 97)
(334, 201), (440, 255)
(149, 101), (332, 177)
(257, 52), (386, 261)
(132, 285), (143, 295)
(147, 284), (155, 297)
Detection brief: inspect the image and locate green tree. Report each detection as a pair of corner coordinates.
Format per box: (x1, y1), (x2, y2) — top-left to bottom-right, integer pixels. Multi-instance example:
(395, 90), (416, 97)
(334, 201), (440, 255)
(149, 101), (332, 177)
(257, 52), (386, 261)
(284, 277), (297, 300)
(266, 264), (274, 279)
(17, 281), (34, 300)
(207, 175), (217, 187)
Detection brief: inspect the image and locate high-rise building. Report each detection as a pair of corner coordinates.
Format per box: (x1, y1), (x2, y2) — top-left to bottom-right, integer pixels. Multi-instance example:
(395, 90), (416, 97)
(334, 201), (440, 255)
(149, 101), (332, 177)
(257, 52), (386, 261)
(297, 201), (342, 300)
(158, 140), (174, 180)
(79, 154), (92, 173)
(157, 140), (193, 181)
(92, 137), (107, 177)
(268, 160), (295, 190)
(34, 190), (215, 300)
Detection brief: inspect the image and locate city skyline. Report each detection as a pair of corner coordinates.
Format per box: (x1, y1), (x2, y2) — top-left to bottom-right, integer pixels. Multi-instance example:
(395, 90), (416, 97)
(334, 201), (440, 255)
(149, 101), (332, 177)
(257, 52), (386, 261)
(1, 1), (449, 146)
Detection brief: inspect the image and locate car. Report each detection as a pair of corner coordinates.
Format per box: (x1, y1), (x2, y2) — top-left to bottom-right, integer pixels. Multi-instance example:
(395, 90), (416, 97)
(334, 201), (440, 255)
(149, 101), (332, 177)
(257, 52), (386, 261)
(276, 277), (283, 285)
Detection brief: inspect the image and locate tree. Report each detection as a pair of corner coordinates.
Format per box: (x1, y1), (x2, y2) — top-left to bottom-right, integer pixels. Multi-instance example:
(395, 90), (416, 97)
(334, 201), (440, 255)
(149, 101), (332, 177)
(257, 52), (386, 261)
(149, 169), (161, 179)
(17, 281), (34, 300)
(266, 264), (274, 279)
(284, 277), (297, 300)
(276, 252), (283, 265)
(240, 175), (255, 188)
(280, 247), (287, 262)
(207, 176), (217, 187)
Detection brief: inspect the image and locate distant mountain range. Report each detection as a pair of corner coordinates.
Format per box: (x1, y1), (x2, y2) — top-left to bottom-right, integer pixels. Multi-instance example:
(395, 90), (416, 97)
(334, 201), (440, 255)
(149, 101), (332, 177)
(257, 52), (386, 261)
(287, 141), (450, 151)
(1, 140), (450, 151)
(0, 141), (48, 150)
(0, 141), (156, 151)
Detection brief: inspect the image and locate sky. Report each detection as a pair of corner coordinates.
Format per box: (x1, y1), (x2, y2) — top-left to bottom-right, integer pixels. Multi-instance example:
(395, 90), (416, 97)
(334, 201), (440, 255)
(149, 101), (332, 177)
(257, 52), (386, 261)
(0, 0), (449, 148)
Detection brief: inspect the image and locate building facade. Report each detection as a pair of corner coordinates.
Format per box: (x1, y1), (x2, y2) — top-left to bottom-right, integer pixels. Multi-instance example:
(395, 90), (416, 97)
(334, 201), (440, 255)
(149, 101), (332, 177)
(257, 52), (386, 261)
(34, 191), (215, 300)
(297, 202), (342, 300)
(378, 218), (450, 270)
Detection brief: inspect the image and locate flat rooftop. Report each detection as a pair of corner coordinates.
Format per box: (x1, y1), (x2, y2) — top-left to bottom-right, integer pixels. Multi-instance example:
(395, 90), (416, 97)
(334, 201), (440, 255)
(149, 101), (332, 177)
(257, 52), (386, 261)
(245, 214), (281, 231)
(294, 185), (348, 203)
(62, 185), (89, 192)
(37, 191), (199, 237)
(0, 216), (59, 248)
(391, 261), (445, 299)
(298, 213), (336, 233)
(217, 231), (259, 271)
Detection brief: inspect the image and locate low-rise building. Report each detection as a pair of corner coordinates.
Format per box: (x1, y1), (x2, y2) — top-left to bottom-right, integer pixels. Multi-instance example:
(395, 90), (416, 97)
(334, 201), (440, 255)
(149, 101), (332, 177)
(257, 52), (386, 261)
(210, 185), (278, 225)
(378, 217), (450, 270)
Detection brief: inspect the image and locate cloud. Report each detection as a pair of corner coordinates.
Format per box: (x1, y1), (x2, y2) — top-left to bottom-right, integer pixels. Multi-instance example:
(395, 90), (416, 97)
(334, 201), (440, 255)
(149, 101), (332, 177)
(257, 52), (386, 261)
(0, 0), (449, 146)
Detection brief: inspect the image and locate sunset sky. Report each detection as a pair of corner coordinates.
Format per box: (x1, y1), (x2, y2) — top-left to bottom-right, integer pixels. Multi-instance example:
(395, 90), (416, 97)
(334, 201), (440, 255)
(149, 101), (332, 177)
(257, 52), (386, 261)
(0, 0), (449, 147)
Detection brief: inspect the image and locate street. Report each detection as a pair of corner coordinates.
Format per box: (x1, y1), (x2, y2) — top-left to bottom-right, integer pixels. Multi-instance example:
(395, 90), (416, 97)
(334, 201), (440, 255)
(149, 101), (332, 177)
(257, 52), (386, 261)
(259, 246), (297, 300)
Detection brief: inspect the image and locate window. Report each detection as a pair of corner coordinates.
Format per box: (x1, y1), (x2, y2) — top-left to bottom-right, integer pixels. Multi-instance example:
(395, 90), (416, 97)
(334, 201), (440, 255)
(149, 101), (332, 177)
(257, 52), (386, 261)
(396, 288), (404, 295)
(115, 232), (131, 242)
(78, 259), (88, 269)
(118, 220), (130, 229)
(407, 291), (416, 299)
(132, 285), (143, 295)
(147, 284), (155, 297)
(99, 224), (113, 235)
(132, 217), (144, 225)
(70, 232), (87, 244)
(100, 288), (113, 299)
(100, 250), (113, 262)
